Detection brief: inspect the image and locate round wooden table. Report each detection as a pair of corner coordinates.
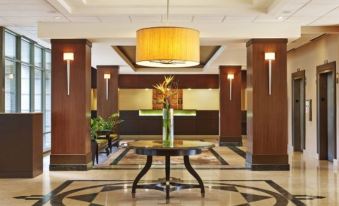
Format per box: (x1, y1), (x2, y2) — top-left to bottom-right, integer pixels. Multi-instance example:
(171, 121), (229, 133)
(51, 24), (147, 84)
(128, 140), (215, 201)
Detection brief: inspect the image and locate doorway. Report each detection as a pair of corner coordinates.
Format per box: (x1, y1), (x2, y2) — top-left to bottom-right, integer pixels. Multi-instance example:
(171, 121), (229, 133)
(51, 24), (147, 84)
(317, 62), (336, 161)
(292, 71), (305, 152)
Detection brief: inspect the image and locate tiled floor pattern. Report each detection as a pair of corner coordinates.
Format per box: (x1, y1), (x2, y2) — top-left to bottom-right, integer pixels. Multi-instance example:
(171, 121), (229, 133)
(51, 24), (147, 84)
(15, 179), (324, 206)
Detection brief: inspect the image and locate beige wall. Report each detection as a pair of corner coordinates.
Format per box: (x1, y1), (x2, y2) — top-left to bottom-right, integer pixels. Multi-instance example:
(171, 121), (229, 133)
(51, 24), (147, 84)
(183, 89), (219, 110)
(287, 34), (339, 160)
(118, 89), (219, 110)
(119, 89), (153, 110)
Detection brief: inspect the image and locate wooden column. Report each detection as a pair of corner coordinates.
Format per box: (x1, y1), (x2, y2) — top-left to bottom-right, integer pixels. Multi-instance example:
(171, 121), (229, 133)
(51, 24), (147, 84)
(97, 65), (119, 119)
(50, 39), (92, 171)
(219, 66), (242, 146)
(246, 39), (289, 170)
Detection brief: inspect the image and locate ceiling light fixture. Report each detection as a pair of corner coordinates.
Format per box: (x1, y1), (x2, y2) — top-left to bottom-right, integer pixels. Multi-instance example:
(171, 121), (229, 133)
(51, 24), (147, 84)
(136, 0), (200, 68)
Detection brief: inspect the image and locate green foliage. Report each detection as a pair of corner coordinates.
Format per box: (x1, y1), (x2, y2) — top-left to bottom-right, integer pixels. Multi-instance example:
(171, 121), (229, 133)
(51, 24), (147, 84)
(90, 113), (124, 140)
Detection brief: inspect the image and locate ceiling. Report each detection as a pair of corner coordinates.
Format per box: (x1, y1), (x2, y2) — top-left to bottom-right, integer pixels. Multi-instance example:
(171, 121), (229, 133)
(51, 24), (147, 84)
(1, 0), (339, 73)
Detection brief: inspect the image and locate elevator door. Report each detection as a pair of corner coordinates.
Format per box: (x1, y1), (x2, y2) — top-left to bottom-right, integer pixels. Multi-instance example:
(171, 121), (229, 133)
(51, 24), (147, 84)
(317, 64), (336, 161)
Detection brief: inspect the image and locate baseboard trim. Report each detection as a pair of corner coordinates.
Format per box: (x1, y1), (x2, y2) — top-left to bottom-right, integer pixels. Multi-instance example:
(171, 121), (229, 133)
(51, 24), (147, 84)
(219, 142), (243, 146)
(245, 162), (290, 171)
(49, 163), (92, 171)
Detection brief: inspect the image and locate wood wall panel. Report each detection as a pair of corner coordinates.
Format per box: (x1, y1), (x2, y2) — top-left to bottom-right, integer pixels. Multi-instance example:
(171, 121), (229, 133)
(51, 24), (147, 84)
(119, 110), (218, 135)
(50, 39), (92, 170)
(246, 39), (289, 170)
(0, 113), (43, 178)
(119, 74), (219, 89)
(219, 66), (242, 145)
(97, 66), (119, 119)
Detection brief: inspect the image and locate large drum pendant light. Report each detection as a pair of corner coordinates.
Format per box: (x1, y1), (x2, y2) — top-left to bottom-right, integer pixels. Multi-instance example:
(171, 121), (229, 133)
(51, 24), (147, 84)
(136, 0), (200, 68)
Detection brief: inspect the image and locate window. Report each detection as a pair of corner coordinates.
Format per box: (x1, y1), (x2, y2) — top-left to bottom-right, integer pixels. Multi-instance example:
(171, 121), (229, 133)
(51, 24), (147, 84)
(4, 60), (16, 112)
(2, 28), (51, 151)
(44, 51), (52, 150)
(20, 64), (30, 112)
(21, 39), (30, 63)
(5, 32), (16, 59)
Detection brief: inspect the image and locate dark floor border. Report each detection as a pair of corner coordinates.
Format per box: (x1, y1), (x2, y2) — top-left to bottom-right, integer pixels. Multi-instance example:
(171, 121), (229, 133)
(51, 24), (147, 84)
(227, 146), (246, 158)
(110, 148), (130, 165)
(209, 148), (229, 165)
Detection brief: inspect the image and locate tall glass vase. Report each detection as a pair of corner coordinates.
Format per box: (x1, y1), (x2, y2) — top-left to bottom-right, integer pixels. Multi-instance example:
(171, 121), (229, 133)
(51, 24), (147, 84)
(162, 108), (174, 147)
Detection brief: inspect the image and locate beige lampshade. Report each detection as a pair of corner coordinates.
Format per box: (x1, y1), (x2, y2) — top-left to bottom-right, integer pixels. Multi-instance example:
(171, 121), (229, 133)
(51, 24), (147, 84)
(136, 27), (200, 67)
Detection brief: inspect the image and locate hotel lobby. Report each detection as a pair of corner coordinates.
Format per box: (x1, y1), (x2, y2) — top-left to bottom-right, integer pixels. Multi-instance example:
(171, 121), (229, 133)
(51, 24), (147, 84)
(1, 0), (339, 205)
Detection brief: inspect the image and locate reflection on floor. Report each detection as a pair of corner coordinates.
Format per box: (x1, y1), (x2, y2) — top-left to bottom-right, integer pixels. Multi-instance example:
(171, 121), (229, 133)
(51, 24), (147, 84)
(1, 138), (339, 205)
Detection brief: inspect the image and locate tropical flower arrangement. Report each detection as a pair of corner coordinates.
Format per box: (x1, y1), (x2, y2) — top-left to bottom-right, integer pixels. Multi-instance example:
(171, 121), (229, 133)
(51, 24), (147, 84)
(153, 76), (177, 146)
(153, 75), (176, 109)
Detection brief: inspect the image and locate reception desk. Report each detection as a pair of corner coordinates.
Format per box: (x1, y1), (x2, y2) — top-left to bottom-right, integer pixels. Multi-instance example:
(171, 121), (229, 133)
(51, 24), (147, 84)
(119, 110), (219, 136)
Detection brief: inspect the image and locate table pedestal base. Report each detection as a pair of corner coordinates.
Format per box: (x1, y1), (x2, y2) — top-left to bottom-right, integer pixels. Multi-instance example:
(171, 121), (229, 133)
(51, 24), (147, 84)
(131, 155), (205, 201)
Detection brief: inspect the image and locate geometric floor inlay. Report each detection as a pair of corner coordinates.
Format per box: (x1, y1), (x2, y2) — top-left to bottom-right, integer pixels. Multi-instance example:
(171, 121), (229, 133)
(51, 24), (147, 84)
(14, 180), (325, 206)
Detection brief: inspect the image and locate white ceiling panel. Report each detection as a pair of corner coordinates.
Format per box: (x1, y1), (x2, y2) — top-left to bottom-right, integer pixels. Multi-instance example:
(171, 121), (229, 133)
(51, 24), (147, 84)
(293, 3), (339, 16)
(224, 16), (257, 23)
(253, 14), (284, 23)
(98, 16), (131, 23)
(68, 16), (100, 23)
(285, 16), (317, 25)
(4, 16), (68, 26)
(164, 15), (193, 23)
(130, 15), (162, 23)
(193, 15), (225, 23)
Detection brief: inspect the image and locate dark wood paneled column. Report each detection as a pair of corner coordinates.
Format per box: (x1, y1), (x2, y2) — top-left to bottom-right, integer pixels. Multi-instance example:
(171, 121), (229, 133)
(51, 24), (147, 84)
(97, 65), (119, 119)
(219, 66), (242, 146)
(50, 39), (92, 171)
(246, 39), (289, 171)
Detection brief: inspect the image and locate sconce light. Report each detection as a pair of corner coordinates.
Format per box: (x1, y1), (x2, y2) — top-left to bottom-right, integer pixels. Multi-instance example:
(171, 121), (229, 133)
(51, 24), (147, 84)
(104, 73), (111, 100)
(227, 73), (234, 101)
(63, 52), (74, 96)
(265, 52), (275, 95)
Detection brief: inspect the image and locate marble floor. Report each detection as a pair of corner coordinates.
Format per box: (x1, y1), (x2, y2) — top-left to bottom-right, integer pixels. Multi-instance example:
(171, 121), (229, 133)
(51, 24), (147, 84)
(1, 144), (338, 205)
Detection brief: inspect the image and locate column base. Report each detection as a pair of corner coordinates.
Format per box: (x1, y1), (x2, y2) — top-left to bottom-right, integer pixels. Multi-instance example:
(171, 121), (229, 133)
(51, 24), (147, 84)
(50, 153), (92, 171)
(219, 136), (242, 146)
(246, 152), (290, 171)
(49, 163), (92, 171)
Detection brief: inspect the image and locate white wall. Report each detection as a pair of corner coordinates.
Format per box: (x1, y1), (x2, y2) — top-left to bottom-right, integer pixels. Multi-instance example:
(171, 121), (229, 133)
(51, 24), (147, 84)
(183, 89), (219, 110)
(287, 34), (339, 160)
(119, 89), (152, 110)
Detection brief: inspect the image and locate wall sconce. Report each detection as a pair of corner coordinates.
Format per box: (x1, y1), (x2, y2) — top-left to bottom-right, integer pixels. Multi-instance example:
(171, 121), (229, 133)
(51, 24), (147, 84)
(104, 73), (111, 100)
(227, 73), (234, 101)
(63, 52), (74, 96)
(265, 52), (275, 95)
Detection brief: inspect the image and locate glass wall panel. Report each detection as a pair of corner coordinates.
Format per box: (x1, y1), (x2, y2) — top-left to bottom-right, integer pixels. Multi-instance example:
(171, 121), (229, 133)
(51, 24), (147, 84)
(5, 32), (16, 58)
(4, 60), (16, 112)
(34, 69), (42, 112)
(44, 51), (52, 150)
(34, 46), (42, 68)
(21, 64), (30, 112)
(21, 39), (30, 63)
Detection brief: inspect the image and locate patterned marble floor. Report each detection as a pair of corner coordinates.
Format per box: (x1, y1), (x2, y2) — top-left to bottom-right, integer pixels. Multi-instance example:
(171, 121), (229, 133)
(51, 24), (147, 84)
(1, 142), (339, 205)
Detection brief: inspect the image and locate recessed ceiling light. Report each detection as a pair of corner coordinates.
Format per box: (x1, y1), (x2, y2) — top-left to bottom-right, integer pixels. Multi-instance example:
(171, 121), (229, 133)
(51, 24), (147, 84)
(277, 16), (284, 21)
(55, 16), (62, 20)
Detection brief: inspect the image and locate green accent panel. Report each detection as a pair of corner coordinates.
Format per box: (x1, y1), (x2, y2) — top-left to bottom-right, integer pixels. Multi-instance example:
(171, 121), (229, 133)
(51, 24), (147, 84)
(139, 109), (196, 116)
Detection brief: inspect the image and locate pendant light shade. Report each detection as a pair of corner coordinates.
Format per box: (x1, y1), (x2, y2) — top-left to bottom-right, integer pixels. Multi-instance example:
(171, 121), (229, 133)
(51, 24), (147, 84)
(136, 27), (200, 68)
